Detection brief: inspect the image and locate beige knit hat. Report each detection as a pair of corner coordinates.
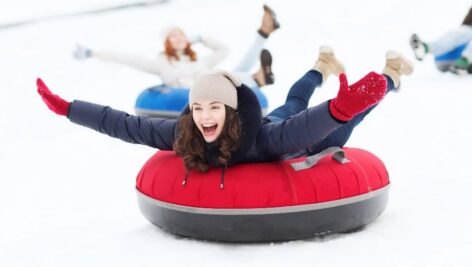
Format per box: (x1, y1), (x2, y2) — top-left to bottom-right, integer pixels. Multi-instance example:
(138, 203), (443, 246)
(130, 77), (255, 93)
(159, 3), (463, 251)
(189, 70), (241, 110)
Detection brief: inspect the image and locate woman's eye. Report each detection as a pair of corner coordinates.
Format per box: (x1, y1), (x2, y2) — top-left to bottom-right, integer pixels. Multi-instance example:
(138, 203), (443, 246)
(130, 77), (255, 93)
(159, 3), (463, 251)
(211, 106), (220, 109)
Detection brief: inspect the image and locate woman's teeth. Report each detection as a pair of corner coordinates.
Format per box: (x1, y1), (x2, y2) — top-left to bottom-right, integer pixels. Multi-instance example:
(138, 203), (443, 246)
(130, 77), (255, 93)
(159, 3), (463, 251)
(203, 124), (217, 133)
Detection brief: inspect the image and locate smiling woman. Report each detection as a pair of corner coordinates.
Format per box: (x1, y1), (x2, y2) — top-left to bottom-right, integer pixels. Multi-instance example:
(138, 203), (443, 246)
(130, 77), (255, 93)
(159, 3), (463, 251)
(73, 4), (280, 89)
(191, 102), (226, 143)
(36, 46), (413, 179)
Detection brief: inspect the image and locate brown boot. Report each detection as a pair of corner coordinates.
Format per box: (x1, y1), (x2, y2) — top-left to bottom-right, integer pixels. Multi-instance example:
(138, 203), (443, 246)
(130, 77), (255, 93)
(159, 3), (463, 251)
(382, 50), (414, 90)
(257, 5), (280, 38)
(313, 46), (345, 82)
(253, 49), (274, 87)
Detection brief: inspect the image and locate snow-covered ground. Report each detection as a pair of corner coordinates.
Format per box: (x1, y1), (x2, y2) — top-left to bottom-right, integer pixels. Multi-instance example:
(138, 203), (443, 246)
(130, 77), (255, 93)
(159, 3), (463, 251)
(1, 0), (472, 266)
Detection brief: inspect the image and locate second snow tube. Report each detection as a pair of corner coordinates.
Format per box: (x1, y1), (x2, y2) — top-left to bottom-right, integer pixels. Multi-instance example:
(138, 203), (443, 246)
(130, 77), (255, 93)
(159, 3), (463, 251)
(135, 84), (269, 118)
(434, 43), (468, 72)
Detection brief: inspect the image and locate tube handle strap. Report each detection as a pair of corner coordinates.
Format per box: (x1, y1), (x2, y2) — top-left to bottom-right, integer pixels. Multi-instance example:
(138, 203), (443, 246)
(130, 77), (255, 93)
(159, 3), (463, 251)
(290, 147), (350, 171)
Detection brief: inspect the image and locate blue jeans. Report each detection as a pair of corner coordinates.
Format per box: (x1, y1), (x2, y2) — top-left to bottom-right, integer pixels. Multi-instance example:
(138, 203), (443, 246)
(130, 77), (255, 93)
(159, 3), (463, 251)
(265, 70), (323, 122)
(264, 70), (396, 156)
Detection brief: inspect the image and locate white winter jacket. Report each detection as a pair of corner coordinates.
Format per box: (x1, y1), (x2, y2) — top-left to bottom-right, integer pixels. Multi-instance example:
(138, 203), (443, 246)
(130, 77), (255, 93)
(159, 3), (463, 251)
(92, 37), (229, 88)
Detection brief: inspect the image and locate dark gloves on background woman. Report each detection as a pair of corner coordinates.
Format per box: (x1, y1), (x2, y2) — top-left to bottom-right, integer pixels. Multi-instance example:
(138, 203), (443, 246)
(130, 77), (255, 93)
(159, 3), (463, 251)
(329, 72), (387, 122)
(36, 78), (70, 116)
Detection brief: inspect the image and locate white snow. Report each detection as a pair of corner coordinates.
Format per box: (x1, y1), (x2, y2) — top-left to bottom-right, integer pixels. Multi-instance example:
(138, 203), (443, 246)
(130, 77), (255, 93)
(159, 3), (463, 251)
(1, 0), (472, 266)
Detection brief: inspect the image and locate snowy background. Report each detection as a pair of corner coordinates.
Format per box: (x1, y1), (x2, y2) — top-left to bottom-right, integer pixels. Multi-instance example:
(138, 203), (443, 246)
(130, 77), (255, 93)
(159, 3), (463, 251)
(1, 0), (472, 266)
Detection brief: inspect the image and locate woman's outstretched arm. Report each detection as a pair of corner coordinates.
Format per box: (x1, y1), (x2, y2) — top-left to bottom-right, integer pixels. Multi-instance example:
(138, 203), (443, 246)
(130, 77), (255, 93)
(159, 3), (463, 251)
(91, 50), (165, 76)
(36, 78), (176, 150)
(199, 37), (230, 68)
(259, 100), (343, 157)
(259, 72), (387, 158)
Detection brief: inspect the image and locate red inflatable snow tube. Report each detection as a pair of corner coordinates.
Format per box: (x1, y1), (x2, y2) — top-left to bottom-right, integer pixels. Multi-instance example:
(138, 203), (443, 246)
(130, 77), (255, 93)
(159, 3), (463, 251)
(136, 147), (389, 242)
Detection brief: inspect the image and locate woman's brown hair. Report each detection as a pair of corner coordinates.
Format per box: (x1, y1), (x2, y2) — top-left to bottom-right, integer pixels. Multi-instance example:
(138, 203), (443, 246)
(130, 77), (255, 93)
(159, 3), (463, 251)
(164, 38), (197, 62)
(173, 106), (241, 172)
(462, 7), (472, 25)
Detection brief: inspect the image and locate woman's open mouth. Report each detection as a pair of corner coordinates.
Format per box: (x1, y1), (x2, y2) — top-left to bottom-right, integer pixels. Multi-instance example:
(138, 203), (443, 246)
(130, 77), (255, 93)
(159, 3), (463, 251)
(202, 124), (218, 135)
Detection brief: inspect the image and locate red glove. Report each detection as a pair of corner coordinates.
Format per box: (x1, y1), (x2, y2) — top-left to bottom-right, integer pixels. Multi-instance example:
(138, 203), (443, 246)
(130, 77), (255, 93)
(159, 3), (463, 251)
(36, 78), (70, 116)
(329, 72), (387, 122)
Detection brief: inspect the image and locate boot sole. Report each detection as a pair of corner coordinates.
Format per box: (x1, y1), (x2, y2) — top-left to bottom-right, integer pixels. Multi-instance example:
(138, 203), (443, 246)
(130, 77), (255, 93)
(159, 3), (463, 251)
(409, 34), (425, 61)
(260, 49), (274, 85)
(263, 4), (280, 29)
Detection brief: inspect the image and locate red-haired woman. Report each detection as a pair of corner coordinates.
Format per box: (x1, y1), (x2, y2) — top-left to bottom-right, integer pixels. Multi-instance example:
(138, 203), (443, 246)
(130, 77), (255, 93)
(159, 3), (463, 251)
(74, 5), (279, 88)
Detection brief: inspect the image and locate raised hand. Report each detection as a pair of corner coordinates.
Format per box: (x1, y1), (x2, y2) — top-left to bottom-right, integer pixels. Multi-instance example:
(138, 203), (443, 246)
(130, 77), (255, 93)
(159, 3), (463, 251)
(36, 78), (70, 116)
(329, 72), (387, 122)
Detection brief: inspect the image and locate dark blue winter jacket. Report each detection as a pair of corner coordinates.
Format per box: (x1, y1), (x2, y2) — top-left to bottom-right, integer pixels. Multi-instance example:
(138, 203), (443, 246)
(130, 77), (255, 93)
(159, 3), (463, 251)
(68, 84), (342, 167)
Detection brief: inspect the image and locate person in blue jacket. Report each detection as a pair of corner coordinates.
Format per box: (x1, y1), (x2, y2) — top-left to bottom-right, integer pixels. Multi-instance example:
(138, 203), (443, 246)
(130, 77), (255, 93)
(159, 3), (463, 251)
(410, 7), (472, 74)
(37, 46), (413, 186)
